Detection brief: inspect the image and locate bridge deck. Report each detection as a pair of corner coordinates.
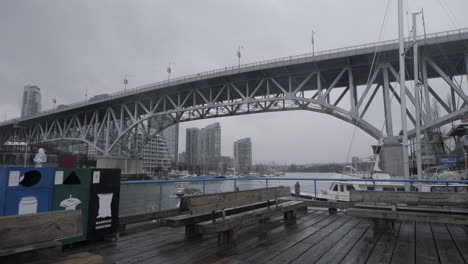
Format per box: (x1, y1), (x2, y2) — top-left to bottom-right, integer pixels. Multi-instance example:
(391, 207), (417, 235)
(67, 209), (468, 264)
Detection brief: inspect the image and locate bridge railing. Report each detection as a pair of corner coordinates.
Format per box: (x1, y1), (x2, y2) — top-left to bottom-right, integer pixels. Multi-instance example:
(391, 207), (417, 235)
(2, 27), (467, 127)
(118, 177), (468, 217)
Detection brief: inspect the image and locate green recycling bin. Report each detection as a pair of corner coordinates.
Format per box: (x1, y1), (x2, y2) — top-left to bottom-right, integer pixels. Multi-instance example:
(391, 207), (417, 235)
(52, 168), (92, 244)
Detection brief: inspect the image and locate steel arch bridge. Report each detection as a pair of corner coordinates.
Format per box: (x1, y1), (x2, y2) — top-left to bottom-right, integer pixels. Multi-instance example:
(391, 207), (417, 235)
(1, 28), (468, 157)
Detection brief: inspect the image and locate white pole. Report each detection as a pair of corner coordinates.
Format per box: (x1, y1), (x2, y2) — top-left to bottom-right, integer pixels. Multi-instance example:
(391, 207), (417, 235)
(413, 12), (423, 188)
(237, 46), (242, 68)
(398, 0), (410, 190)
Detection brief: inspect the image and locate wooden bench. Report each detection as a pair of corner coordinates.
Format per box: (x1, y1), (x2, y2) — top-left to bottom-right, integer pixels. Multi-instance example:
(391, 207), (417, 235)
(0, 210), (101, 263)
(162, 186), (305, 245)
(347, 190), (468, 226)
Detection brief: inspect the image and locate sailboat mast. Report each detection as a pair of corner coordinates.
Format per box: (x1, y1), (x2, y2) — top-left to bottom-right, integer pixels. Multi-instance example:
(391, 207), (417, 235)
(398, 0), (410, 190)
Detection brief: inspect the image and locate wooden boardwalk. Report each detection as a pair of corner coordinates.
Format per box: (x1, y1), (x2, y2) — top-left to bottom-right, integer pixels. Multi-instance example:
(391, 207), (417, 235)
(68, 209), (468, 263)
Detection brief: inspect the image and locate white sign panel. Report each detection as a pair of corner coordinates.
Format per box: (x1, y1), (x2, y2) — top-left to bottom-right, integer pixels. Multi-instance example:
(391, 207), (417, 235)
(54, 171), (64, 185)
(93, 171), (100, 184)
(8, 171), (20, 187)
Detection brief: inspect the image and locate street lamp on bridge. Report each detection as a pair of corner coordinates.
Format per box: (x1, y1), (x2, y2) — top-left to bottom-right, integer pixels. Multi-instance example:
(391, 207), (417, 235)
(311, 30), (315, 56)
(167, 62), (175, 82)
(237, 46), (243, 68)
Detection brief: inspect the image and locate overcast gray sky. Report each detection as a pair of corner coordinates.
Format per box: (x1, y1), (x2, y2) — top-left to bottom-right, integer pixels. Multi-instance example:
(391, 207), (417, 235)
(1, 0), (467, 164)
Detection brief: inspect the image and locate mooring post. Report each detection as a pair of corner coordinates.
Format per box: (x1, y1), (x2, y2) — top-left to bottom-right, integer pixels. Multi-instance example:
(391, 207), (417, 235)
(295, 182), (300, 200)
(159, 182), (163, 211)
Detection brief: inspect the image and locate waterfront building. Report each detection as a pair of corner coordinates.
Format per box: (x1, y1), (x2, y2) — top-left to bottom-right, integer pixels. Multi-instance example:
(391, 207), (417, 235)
(185, 122), (222, 173)
(160, 124), (179, 165)
(179, 152), (186, 164)
(234, 138), (252, 174)
(202, 122), (221, 171)
(186, 128), (202, 171)
(21, 85), (41, 117)
(219, 156), (233, 174)
(138, 134), (172, 173)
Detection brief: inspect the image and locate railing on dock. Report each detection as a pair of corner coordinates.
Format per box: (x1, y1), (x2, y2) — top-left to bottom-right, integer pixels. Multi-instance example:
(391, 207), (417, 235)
(118, 177), (468, 217)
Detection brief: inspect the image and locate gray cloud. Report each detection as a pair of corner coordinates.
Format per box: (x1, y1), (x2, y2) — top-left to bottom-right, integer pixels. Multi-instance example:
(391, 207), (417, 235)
(1, 0), (467, 163)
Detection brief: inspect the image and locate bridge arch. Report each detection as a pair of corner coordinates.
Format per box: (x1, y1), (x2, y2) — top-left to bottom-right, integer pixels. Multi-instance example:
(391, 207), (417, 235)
(106, 96), (383, 156)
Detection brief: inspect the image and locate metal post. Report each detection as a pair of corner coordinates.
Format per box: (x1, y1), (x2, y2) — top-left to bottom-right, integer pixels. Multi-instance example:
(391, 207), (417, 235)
(398, 0), (411, 191)
(203, 180), (206, 193)
(234, 179), (237, 191)
(159, 182), (163, 211)
(266, 179), (268, 189)
(314, 180), (317, 200)
(413, 13), (423, 188)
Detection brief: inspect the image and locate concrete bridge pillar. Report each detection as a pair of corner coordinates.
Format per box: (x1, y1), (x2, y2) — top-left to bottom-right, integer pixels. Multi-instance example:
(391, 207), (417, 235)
(379, 143), (404, 177)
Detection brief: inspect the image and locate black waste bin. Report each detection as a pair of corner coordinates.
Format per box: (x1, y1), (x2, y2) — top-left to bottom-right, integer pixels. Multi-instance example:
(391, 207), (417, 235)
(87, 168), (121, 241)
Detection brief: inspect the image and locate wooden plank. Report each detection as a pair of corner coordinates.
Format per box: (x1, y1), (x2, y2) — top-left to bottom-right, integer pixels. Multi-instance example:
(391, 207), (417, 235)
(350, 190), (468, 206)
(431, 223), (465, 264)
(290, 218), (362, 264)
(169, 216), (289, 264)
(391, 222), (415, 264)
(91, 230), (183, 259)
(119, 208), (185, 227)
(195, 201), (304, 234)
(100, 233), (183, 262)
(347, 208), (468, 225)
(0, 241), (62, 263)
(183, 186), (291, 214)
(214, 211), (329, 264)
(52, 252), (104, 264)
(340, 221), (382, 264)
(446, 224), (468, 262)
(135, 215), (277, 264)
(415, 222), (439, 264)
(162, 200), (276, 227)
(285, 198), (354, 209)
(199, 212), (323, 264)
(0, 210), (82, 248)
(315, 220), (372, 264)
(267, 215), (353, 264)
(366, 223), (401, 263)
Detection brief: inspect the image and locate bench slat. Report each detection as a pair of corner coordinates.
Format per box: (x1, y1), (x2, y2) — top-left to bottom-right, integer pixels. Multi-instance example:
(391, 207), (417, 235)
(196, 201), (305, 234)
(353, 203), (468, 215)
(0, 210), (82, 249)
(350, 190), (468, 206)
(183, 186), (291, 214)
(347, 207), (468, 225)
(162, 200), (278, 227)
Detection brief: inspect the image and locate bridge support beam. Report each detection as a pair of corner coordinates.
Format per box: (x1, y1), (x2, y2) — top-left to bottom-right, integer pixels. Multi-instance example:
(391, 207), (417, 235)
(421, 56), (432, 123)
(382, 65), (395, 142)
(465, 53), (468, 85)
(379, 144), (404, 176)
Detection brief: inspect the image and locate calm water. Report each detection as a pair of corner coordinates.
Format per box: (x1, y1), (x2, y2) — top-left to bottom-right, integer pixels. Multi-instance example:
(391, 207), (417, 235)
(119, 172), (337, 216)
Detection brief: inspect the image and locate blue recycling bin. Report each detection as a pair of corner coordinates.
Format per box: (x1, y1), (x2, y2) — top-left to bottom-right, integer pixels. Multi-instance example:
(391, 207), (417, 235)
(0, 168), (54, 216)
